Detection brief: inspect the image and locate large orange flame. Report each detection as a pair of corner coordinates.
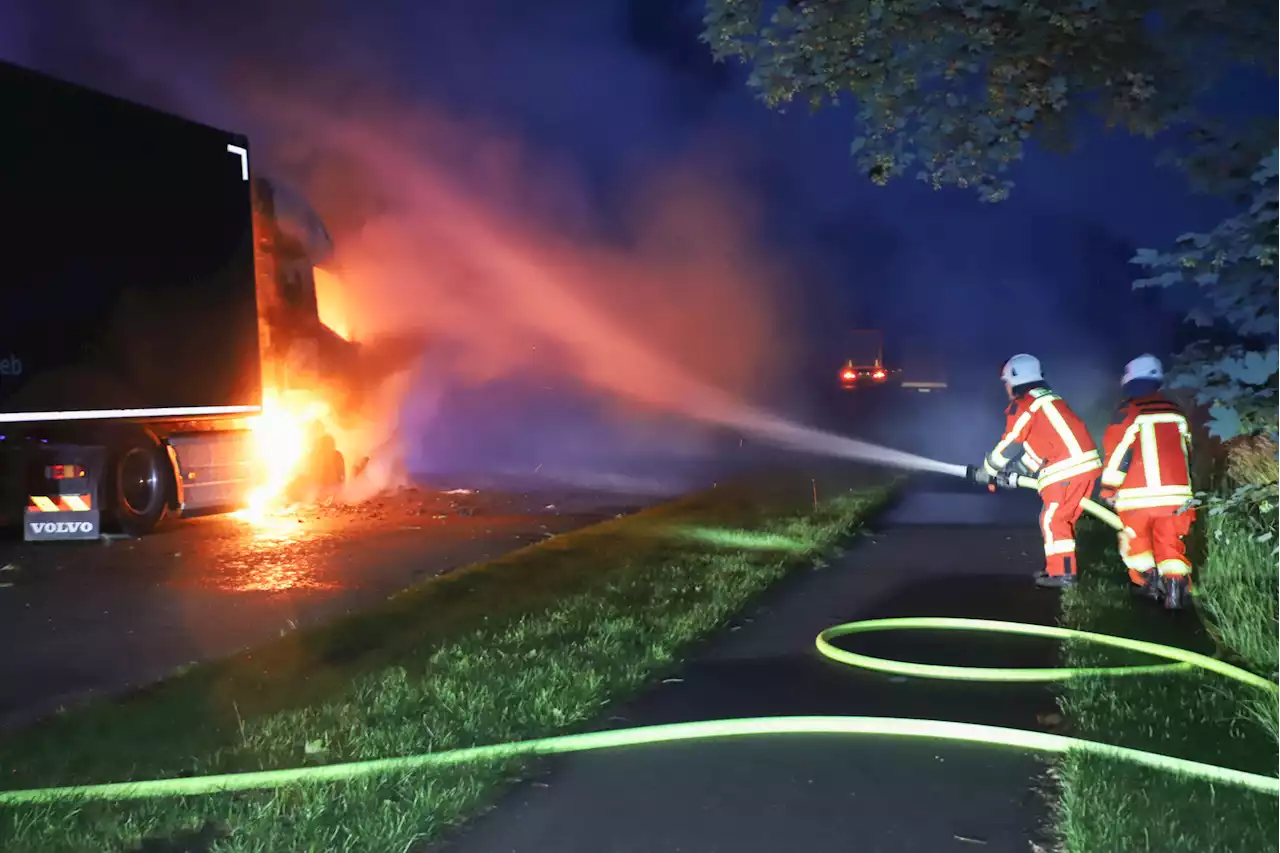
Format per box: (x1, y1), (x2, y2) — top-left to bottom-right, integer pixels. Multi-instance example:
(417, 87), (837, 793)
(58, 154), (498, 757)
(243, 390), (333, 515)
(232, 266), (355, 517)
(237, 266), (356, 521)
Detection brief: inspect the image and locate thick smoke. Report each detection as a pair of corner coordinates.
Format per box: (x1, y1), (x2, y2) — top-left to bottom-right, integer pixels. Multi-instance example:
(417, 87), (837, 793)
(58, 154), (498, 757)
(6, 1), (816, 495)
(288, 106), (969, 481)
(255, 90), (802, 495)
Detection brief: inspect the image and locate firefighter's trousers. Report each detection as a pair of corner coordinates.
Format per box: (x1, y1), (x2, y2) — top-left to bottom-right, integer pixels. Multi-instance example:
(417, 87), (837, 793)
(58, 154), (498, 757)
(1039, 473), (1099, 577)
(1118, 505), (1196, 586)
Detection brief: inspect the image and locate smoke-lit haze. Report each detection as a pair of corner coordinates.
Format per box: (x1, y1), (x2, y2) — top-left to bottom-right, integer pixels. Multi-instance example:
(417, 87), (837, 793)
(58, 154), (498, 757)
(4, 0), (820, 493)
(308, 108), (821, 488)
(3, 0), (1256, 491)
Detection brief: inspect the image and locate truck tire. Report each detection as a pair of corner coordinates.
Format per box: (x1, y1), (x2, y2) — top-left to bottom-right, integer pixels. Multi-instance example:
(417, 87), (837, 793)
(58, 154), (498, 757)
(109, 433), (169, 537)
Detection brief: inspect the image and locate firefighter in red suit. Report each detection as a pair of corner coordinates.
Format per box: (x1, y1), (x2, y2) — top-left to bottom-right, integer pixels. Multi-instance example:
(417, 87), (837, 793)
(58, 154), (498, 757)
(1098, 355), (1196, 610)
(972, 354), (1102, 588)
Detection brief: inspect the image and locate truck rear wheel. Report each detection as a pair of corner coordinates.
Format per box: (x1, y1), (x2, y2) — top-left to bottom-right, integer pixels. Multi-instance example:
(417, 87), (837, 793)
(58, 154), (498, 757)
(109, 434), (169, 537)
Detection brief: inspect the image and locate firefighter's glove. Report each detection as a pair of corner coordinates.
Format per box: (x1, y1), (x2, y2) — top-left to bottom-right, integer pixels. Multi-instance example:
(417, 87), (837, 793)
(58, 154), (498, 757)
(994, 470), (1020, 490)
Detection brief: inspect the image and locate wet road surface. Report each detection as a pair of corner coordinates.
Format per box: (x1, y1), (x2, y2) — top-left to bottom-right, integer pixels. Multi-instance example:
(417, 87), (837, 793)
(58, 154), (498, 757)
(438, 480), (1064, 853)
(0, 385), (975, 732)
(0, 483), (661, 729)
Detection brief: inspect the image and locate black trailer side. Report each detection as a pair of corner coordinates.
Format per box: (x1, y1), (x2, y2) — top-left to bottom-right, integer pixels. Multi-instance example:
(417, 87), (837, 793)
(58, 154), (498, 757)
(0, 60), (263, 539)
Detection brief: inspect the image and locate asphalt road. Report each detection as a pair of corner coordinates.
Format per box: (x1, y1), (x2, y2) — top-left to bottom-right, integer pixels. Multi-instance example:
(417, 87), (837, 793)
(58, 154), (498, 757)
(437, 480), (1063, 853)
(0, 382), (985, 730)
(0, 482), (660, 729)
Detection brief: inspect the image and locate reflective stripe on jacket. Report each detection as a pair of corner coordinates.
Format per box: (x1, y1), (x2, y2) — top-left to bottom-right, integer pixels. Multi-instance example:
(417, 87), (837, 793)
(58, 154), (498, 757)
(1101, 394), (1193, 511)
(985, 387), (1101, 488)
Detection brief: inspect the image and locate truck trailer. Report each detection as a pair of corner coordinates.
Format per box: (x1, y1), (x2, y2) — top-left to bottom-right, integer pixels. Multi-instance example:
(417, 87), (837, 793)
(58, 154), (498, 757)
(0, 59), (360, 541)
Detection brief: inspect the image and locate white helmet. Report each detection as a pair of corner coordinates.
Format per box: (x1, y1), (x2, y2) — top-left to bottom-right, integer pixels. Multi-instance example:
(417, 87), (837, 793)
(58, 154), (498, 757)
(1122, 354), (1164, 385)
(1001, 353), (1043, 385)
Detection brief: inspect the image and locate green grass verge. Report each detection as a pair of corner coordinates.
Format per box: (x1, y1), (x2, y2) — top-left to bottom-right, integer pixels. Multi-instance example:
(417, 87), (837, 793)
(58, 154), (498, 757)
(1053, 512), (1279, 853)
(0, 468), (895, 853)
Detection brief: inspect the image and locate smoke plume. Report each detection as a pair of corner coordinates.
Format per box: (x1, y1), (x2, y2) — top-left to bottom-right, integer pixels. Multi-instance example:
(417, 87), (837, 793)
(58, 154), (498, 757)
(6, 1), (809, 495)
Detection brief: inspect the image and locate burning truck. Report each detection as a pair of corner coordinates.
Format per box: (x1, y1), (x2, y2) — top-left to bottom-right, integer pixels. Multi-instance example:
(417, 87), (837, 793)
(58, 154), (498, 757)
(0, 59), (422, 540)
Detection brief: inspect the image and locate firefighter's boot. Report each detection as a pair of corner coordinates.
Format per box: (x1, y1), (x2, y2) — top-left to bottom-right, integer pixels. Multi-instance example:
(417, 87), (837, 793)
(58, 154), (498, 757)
(1130, 570), (1163, 602)
(1034, 571), (1076, 589)
(1162, 574), (1192, 611)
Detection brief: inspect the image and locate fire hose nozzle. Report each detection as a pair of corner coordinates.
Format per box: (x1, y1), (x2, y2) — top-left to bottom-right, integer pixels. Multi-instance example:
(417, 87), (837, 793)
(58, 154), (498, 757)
(966, 465), (992, 485)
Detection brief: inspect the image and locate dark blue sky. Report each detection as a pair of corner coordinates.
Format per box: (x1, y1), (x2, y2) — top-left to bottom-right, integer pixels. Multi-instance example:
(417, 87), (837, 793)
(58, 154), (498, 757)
(2, 0), (1272, 478)
(4, 2), (1259, 341)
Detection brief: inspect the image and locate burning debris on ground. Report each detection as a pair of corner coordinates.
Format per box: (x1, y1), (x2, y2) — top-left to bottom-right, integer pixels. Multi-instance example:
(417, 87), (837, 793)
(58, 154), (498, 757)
(237, 479), (651, 535)
(243, 484), (486, 527)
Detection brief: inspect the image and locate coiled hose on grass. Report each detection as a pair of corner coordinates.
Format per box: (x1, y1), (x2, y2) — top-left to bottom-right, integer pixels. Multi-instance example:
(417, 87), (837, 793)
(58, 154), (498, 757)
(1, 482), (1275, 805)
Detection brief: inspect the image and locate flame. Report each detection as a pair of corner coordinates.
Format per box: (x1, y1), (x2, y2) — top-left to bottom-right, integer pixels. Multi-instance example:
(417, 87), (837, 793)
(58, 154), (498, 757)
(233, 267), (355, 524)
(238, 389), (334, 520)
(314, 266), (353, 341)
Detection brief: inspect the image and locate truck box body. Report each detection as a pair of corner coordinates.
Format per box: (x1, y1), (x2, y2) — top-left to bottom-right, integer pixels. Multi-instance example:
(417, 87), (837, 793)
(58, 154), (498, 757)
(0, 61), (364, 541)
(841, 330), (885, 369)
(0, 59), (262, 423)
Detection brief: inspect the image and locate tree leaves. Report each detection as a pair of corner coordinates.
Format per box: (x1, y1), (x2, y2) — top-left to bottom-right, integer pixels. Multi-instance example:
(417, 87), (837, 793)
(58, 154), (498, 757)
(702, 0), (1277, 200)
(1207, 403), (1244, 441)
(1224, 348), (1280, 386)
(1132, 149), (1279, 446)
(1249, 147), (1280, 180)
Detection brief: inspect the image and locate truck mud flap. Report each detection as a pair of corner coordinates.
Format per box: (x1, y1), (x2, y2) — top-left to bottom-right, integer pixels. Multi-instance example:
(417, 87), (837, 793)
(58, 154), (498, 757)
(24, 509), (102, 541)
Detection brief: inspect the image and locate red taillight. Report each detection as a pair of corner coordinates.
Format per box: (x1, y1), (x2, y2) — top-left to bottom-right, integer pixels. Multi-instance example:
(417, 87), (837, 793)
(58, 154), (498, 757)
(47, 464), (86, 480)
(873, 370), (886, 380)
(841, 370), (856, 381)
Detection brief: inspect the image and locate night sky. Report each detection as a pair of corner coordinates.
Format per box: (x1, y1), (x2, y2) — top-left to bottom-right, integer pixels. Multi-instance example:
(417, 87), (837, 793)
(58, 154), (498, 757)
(2, 1), (1273, 484)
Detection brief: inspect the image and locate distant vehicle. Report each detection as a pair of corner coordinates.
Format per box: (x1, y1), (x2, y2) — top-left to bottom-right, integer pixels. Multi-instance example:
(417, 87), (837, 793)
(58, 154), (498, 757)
(835, 330), (950, 393)
(838, 359), (899, 389)
(837, 330), (901, 390)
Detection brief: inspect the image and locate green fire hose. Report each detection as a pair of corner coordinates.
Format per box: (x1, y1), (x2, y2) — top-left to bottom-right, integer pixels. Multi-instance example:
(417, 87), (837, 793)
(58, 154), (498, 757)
(0, 477), (1274, 806)
(0, 613), (1275, 804)
(1010, 473), (1127, 533)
